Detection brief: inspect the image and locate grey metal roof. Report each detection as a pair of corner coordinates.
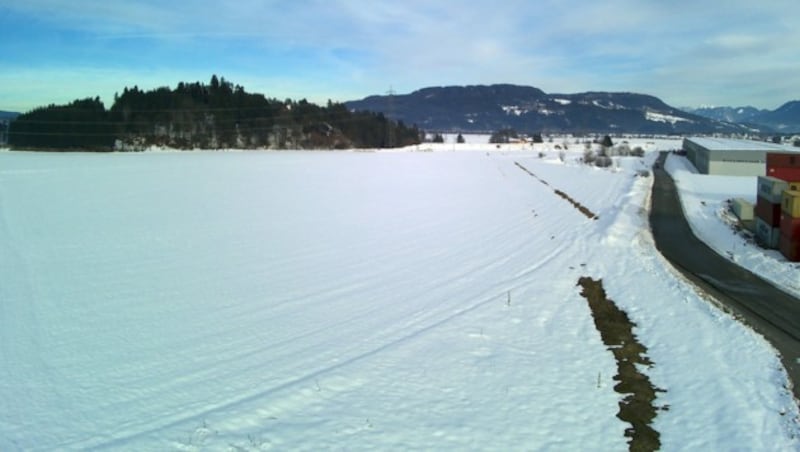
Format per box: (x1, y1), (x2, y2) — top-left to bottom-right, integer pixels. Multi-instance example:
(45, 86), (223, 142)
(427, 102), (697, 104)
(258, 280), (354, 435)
(686, 137), (797, 152)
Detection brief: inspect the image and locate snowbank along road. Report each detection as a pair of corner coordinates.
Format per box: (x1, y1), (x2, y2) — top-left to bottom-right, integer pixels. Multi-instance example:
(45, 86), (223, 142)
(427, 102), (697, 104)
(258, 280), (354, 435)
(650, 151), (800, 401)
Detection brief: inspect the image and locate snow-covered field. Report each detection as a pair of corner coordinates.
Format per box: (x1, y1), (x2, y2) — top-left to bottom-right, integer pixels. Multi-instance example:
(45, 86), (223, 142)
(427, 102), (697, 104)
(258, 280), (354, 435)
(1, 142), (798, 451)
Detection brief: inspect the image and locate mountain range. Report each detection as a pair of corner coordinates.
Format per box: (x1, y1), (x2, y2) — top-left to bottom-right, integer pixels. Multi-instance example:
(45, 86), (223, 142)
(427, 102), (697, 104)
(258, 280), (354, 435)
(684, 102), (800, 133)
(346, 84), (799, 135)
(4, 86), (799, 139)
(0, 111), (19, 121)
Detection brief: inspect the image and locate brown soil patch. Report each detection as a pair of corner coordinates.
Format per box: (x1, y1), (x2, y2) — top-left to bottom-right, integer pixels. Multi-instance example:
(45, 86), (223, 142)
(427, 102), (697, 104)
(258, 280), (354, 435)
(577, 276), (665, 452)
(515, 161), (598, 220)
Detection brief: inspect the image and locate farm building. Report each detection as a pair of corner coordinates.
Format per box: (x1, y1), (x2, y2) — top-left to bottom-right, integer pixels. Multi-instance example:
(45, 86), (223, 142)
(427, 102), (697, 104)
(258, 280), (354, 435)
(682, 137), (798, 176)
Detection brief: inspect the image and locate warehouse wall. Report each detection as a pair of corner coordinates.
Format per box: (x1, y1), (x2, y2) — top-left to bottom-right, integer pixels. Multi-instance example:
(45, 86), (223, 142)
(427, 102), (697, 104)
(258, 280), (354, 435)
(708, 160), (765, 176)
(682, 138), (769, 176)
(708, 149), (766, 176)
(682, 138), (709, 173)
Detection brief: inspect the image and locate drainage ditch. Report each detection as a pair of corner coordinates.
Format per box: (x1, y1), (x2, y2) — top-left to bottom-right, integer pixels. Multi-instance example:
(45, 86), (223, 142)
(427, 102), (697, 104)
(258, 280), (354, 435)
(577, 276), (666, 452)
(515, 161), (598, 220)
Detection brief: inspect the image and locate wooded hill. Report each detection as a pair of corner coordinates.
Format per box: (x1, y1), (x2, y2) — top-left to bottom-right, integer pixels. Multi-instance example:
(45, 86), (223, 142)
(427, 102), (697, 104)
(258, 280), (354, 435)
(346, 84), (756, 135)
(9, 76), (422, 151)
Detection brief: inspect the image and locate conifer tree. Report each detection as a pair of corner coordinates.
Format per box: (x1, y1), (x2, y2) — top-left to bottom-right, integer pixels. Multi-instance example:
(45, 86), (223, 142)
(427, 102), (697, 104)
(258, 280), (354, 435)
(10, 76), (422, 151)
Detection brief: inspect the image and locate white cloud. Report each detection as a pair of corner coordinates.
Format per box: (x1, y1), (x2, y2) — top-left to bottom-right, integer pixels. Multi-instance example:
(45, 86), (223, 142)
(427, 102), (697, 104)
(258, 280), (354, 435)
(2, 0), (800, 110)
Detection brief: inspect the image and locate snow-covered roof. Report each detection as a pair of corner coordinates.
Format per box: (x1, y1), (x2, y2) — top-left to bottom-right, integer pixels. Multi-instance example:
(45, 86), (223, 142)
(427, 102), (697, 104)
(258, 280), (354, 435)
(687, 137), (797, 152)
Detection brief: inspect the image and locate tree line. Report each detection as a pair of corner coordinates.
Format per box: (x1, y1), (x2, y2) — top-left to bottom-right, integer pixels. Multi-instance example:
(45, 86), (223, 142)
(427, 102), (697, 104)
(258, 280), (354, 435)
(9, 75), (422, 151)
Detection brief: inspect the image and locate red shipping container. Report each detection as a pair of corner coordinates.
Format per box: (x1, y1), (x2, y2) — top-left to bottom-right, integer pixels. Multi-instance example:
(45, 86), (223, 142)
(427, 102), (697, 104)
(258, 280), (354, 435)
(767, 167), (800, 181)
(779, 235), (800, 262)
(767, 152), (800, 169)
(780, 213), (800, 240)
(756, 196), (782, 226)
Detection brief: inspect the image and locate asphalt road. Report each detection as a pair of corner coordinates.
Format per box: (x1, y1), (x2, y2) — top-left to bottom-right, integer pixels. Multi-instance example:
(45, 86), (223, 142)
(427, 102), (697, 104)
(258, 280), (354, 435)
(649, 152), (800, 402)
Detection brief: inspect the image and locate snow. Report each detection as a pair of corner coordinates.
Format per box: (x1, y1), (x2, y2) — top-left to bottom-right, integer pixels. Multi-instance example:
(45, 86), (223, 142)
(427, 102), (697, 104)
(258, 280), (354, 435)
(1, 142), (798, 451)
(645, 111), (692, 124)
(687, 136), (795, 152)
(553, 98), (572, 105)
(592, 100), (623, 110)
(501, 105), (527, 116)
(441, 133), (491, 144)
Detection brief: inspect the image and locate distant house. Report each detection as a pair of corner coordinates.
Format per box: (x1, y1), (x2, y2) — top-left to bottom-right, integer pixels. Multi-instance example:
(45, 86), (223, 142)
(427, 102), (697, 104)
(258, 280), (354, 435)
(682, 137), (798, 176)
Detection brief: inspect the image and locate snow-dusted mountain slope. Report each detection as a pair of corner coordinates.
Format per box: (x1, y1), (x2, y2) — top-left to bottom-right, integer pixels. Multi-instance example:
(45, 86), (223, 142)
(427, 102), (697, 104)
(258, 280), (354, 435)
(346, 84), (749, 134)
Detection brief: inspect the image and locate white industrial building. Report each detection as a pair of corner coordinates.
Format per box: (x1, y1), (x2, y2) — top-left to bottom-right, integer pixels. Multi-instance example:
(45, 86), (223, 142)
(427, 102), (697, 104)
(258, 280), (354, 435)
(682, 137), (797, 176)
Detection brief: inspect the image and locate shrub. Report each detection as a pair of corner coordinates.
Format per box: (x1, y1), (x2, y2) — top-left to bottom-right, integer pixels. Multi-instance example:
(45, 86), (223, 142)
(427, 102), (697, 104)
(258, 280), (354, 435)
(615, 143), (631, 156)
(583, 148), (597, 164)
(489, 128), (517, 144)
(595, 155), (613, 167)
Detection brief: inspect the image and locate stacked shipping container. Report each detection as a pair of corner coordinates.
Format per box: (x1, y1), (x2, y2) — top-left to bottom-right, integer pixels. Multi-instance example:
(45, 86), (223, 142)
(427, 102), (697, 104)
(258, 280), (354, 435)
(780, 191), (800, 261)
(767, 153), (800, 181)
(731, 198), (754, 230)
(755, 176), (785, 248)
(767, 153), (800, 262)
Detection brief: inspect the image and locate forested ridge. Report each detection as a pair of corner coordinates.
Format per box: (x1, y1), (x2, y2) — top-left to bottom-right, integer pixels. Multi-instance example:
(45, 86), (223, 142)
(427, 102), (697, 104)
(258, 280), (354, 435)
(9, 75), (421, 150)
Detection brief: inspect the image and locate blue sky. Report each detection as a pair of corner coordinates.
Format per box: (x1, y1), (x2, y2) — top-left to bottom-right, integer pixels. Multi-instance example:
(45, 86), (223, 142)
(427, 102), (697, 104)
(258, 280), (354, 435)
(1, 0), (798, 113)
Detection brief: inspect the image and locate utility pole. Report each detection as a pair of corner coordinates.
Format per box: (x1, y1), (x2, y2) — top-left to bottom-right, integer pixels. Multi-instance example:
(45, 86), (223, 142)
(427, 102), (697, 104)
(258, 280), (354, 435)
(386, 86), (395, 148)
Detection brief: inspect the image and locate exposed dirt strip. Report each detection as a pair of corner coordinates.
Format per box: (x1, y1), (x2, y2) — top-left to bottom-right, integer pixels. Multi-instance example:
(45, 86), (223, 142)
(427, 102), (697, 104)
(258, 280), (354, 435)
(577, 276), (665, 452)
(514, 161), (598, 220)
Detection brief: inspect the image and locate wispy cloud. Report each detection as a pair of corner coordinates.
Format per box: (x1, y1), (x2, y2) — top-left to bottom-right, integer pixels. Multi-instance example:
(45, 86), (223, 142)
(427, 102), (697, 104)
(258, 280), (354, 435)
(1, 0), (799, 111)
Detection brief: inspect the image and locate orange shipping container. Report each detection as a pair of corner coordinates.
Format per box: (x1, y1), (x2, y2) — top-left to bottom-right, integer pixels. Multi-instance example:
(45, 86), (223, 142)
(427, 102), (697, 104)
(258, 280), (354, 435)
(782, 190), (800, 217)
(779, 235), (800, 262)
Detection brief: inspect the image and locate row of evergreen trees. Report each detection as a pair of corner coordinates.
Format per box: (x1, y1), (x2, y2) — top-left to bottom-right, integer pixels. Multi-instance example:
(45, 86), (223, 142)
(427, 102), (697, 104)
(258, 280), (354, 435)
(10, 98), (114, 149)
(9, 76), (422, 151)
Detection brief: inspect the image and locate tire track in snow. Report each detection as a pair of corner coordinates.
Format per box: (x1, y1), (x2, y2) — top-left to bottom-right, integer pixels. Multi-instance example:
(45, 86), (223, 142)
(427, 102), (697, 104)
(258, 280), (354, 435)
(89, 233), (570, 450)
(61, 153), (579, 449)
(0, 185), (45, 375)
(0, 182), (65, 448)
(222, 221), (540, 363)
